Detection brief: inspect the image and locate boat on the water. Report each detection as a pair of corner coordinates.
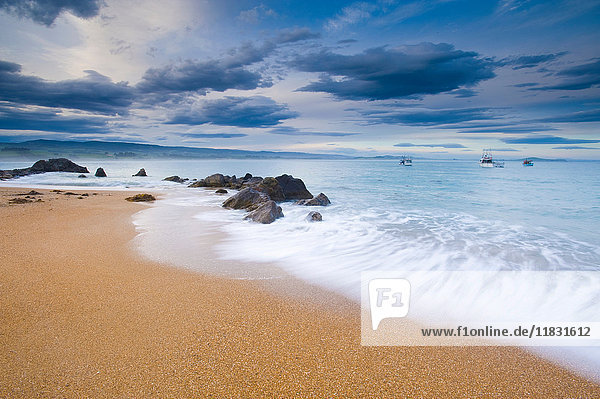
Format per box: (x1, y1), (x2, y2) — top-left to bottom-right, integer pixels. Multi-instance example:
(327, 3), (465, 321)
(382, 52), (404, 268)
(479, 149), (494, 168)
(493, 161), (505, 168)
(523, 158), (534, 166)
(399, 156), (412, 166)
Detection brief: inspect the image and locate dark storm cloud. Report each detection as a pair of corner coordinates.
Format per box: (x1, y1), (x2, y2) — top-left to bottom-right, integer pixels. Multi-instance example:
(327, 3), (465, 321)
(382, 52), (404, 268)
(394, 143), (467, 148)
(268, 126), (358, 136)
(176, 133), (248, 139)
(360, 107), (494, 126)
(275, 28), (320, 44)
(552, 146), (600, 150)
(0, 0), (102, 26)
(531, 59), (600, 91)
(137, 42), (275, 97)
(291, 43), (496, 100)
(0, 62), (134, 114)
(0, 105), (109, 133)
(166, 96), (298, 128)
(458, 125), (557, 134)
(534, 109), (600, 123)
(497, 52), (567, 69)
(501, 135), (600, 144)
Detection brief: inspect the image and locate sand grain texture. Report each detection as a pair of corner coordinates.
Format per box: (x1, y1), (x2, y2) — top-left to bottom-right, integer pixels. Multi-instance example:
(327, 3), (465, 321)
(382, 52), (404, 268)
(0, 187), (598, 398)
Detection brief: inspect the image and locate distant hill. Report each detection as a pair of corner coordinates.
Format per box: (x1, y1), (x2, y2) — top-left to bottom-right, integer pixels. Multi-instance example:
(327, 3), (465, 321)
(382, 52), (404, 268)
(0, 139), (351, 160)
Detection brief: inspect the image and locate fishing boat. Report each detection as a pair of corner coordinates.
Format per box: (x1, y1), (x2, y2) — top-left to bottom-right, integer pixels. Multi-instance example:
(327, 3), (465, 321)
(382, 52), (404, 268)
(523, 158), (534, 166)
(479, 149), (493, 168)
(399, 156), (412, 166)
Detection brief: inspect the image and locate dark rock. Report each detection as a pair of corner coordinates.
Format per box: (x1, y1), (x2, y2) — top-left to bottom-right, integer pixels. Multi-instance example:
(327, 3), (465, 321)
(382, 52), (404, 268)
(241, 176), (264, 188)
(17, 190), (43, 196)
(204, 173), (226, 187)
(95, 167), (107, 177)
(222, 188), (269, 211)
(125, 193), (156, 202)
(0, 158), (89, 179)
(188, 179), (207, 188)
(306, 211), (323, 222)
(64, 192), (77, 195)
(243, 173), (253, 180)
(215, 189), (228, 194)
(133, 168), (147, 177)
(275, 174), (312, 200)
(30, 158), (89, 174)
(163, 175), (186, 183)
(78, 174), (87, 178)
(296, 193), (331, 206)
(256, 177), (285, 201)
(9, 198), (33, 204)
(244, 201), (284, 224)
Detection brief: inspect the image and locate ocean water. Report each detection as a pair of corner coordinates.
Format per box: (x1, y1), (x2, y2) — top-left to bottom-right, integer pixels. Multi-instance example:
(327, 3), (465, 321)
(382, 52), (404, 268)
(2, 158), (600, 378)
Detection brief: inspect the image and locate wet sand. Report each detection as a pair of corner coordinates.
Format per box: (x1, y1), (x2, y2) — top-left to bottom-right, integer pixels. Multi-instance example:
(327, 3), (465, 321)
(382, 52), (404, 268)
(1, 186), (598, 397)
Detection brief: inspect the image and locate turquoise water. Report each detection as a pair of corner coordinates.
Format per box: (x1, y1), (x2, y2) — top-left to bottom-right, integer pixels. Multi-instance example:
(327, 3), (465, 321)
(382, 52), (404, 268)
(1, 158), (599, 269)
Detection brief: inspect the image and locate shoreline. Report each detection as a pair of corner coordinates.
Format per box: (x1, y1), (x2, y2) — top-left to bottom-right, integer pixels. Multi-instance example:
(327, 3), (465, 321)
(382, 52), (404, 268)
(1, 186), (599, 397)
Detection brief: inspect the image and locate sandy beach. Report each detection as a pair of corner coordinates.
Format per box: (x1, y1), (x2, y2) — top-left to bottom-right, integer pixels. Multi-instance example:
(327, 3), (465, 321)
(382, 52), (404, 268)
(0, 186), (598, 398)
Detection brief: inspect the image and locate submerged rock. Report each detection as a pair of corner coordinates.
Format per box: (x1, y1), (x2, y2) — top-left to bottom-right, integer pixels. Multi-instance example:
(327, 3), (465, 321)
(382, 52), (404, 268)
(133, 168), (147, 177)
(78, 174), (87, 178)
(296, 193), (331, 206)
(163, 175), (186, 183)
(244, 201), (283, 224)
(275, 174), (312, 200)
(95, 167), (107, 177)
(215, 189), (228, 194)
(222, 188), (269, 211)
(125, 193), (156, 202)
(306, 211), (323, 222)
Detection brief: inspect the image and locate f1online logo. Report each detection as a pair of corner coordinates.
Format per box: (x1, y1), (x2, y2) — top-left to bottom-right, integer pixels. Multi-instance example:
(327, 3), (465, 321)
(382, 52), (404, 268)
(368, 278), (411, 330)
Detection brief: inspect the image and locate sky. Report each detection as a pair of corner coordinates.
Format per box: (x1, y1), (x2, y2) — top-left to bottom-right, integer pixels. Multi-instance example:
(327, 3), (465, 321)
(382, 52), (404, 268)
(0, 0), (599, 159)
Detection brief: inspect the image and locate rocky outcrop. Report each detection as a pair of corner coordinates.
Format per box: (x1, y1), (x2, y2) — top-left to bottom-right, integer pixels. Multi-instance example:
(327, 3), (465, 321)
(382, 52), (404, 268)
(256, 177), (285, 201)
(188, 179), (206, 188)
(296, 193), (331, 206)
(306, 211), (322, 222)
(125, 193), (156, 202)
(240, 176), (264, 189)
(95, 167), (107, 177)
(133, 168), (147, 177)
(222, 188), (269, 211)
(275, 174), (312, 200)
(244, 201), (283, 224)
(0, 158), (89, 179)
(204, 173), (226, 187)
(163, 175), (187, 183)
